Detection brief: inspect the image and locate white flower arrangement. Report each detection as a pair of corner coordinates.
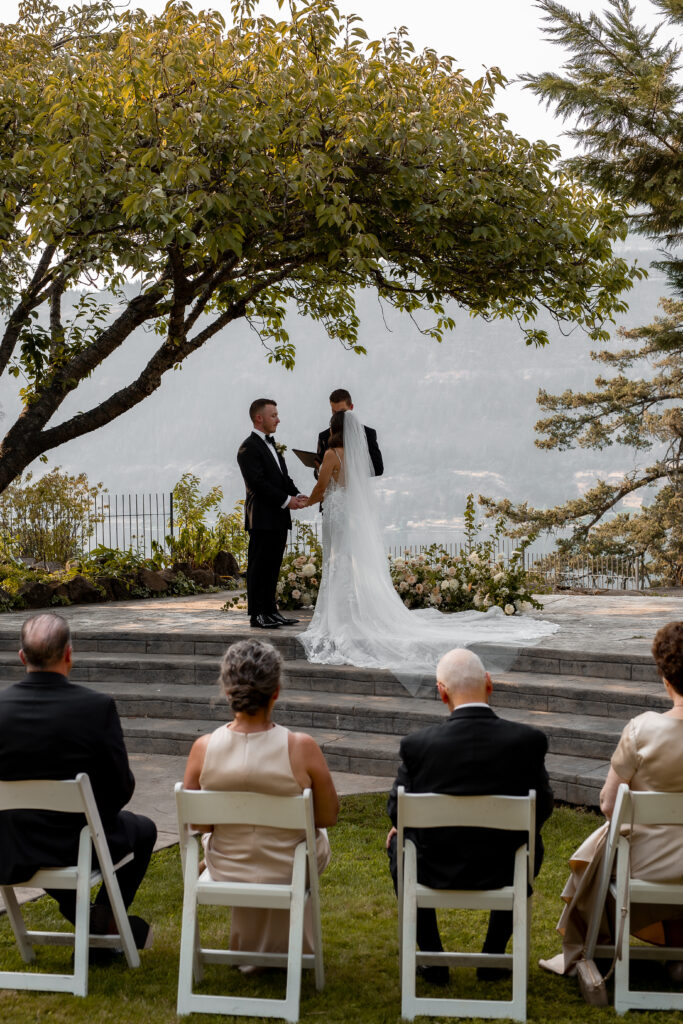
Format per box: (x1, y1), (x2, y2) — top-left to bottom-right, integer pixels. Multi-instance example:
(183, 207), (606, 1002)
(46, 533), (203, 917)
(301, 563), (316, 577)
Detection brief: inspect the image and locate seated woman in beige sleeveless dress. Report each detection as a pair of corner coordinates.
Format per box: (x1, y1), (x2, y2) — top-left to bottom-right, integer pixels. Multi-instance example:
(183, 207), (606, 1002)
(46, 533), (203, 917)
(541, 621), (683, 977)
(183, 639), (339, 961)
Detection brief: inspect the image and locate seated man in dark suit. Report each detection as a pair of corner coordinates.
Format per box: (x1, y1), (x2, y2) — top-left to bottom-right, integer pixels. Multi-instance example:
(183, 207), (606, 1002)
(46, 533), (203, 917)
(316, 387), (383, 477)
(387, 647), (553, 985)
(0, 613), (156, 952)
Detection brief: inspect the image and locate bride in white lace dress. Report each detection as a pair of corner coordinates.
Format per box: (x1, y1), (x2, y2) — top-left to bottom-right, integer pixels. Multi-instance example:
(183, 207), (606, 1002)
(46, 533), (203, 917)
(298, 410), (559, 683)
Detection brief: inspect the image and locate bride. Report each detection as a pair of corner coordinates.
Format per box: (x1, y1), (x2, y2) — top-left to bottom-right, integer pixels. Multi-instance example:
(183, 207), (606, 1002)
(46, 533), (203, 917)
(298, 410), (559, 684)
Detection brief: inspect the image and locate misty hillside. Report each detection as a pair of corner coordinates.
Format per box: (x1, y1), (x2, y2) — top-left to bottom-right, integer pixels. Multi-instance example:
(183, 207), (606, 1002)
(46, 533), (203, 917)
(0, 244), (668, 546)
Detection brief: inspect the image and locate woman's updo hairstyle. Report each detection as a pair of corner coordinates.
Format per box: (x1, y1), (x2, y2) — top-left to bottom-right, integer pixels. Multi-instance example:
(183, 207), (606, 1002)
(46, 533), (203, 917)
(652, 621), (683, 695)
(328, 409), (345, 449)
(219, 639), (282, 714)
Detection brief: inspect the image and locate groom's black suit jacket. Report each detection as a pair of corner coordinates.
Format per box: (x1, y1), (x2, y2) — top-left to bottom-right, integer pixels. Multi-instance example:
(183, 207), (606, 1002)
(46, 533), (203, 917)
(237, 431), (299, 531)
(387, 705), (553, 891)
(0, 672), (136, 883)
(317, 424), (383, 477)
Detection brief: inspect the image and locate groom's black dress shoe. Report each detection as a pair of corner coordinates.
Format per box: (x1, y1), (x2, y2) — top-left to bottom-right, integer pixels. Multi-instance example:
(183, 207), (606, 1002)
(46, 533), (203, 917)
(270, 612), (299, 626)
(250, 614), (280, 629)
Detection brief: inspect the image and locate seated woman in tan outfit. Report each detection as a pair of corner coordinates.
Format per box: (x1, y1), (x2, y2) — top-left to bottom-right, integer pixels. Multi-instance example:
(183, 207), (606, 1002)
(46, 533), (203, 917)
(541, 620), (683, 978)
(183, 638), (339, 961)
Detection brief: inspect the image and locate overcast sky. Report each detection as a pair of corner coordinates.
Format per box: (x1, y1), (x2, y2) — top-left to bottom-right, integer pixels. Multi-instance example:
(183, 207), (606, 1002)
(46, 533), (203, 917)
(0, 0), (663, 153)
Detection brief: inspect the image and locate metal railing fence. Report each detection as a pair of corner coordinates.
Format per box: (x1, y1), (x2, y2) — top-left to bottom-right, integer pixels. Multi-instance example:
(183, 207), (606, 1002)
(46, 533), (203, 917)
(0, 492), (174, 562)
(0, 489), (647, 588)
(289, 524), (646, 590)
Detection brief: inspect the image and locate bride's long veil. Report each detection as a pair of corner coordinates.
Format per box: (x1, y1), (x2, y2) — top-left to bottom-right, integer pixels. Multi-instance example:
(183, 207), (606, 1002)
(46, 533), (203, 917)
(299, 411), (559, 696)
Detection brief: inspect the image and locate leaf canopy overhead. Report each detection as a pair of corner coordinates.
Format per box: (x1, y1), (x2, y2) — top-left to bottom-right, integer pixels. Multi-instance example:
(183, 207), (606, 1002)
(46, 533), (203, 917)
(0, 0), (639, 491)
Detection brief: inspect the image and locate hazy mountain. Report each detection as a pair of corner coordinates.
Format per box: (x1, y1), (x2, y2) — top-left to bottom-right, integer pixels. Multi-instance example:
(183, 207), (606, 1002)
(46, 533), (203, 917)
(0, 245), (669, 546)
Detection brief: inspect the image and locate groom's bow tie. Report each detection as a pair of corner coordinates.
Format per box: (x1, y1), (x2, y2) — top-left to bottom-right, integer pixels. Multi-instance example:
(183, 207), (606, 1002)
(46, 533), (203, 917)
(265, 434), (275, 445)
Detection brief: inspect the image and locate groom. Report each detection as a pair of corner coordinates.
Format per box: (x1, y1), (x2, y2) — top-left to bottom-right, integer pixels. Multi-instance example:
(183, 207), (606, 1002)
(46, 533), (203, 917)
(315, 388), (383, 477)
(237, 399), (307, 629)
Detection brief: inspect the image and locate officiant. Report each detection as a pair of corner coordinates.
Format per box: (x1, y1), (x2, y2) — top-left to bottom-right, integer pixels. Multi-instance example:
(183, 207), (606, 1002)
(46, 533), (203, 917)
(315, 388), (383, 477)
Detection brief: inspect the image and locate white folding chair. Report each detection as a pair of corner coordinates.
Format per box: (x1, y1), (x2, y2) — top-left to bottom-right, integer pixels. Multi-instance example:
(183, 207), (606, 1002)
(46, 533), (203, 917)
(0, 773), (140, 996)
(175, 784), (324, 1022)
(585, 783), (683, 1014)
(397, 787), (536, 1022)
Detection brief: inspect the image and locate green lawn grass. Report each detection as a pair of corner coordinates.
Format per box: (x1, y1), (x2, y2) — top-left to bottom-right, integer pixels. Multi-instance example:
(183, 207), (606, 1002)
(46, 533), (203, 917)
(0, 795), (680, 1023)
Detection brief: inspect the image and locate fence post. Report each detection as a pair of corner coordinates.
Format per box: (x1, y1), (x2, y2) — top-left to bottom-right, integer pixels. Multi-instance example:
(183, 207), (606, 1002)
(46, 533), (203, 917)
(635, 557), (640, 591)
(169, 492), (174, 540)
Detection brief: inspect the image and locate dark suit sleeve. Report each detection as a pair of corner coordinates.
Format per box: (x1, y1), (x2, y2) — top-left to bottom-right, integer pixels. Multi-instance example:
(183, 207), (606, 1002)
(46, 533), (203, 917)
(314, 431), (328, 481)
(531, 730), (554, 829)
(387, 737), (413, 826)
(90, 698), (135, 818)
(238, 441), (296, 508)
(366, 427), (384, 477)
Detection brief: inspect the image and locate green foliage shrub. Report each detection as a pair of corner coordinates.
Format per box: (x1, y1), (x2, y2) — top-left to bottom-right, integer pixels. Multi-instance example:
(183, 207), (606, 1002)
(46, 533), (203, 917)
(0, 468), (104, 564)
(167, 474), (247, 569)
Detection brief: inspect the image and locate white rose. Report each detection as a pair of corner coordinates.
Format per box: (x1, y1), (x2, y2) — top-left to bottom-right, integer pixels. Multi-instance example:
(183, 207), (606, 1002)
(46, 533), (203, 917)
(504, 604), (515, 615)
(493, 571), (506, 583)
(430, 594), (442, 605)
(287, 572), (297, 582)
(393, 557), (405, 568)
(468, 551), (480, 564)
(406, 574), (417, 585)
(440, 579), (450, 592)
(300, 591), (312, 605)
(292, 589), (301, 599)
(447, 566), (457, 577)
(399, 581), (409, 592)
(294, 556), (306, 567)
(450, 578), (460, 591)
(473, 593), (483, 608)
(415, 583), (424, 594)
(301, 563), (316, 577)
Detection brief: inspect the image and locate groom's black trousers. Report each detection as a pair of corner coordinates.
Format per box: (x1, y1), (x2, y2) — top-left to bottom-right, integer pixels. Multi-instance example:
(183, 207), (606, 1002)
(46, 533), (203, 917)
(246, 528), (288, 617)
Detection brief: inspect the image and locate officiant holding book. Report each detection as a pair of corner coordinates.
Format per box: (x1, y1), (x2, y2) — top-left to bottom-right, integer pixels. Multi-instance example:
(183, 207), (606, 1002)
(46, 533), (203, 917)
(315, 388), (383, 477)
(237, 399), (307, 630)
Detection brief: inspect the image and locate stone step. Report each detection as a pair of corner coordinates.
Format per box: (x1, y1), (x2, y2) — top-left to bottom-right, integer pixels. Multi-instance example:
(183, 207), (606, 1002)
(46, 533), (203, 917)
(0, 628), (302, 660)
(0, 628), (659, 682)
(0, 646), (663, 704)
(119, 717), (609, 807)
(115, 686), (628, 759)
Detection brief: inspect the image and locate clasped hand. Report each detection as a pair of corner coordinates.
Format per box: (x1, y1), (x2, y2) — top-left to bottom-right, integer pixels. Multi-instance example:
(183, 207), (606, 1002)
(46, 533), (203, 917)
(288, 494), (308, 510)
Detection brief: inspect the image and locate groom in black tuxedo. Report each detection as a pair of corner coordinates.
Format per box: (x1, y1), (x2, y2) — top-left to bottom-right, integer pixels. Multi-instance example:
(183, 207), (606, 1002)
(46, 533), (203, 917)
(315, 387), (383, 477)
(386, 647), (553, 985)
(237, 399), (307, 629)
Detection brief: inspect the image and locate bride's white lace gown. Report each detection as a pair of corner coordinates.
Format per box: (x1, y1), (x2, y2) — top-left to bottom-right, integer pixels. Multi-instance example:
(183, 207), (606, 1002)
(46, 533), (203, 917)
(299, 413), (559, 684)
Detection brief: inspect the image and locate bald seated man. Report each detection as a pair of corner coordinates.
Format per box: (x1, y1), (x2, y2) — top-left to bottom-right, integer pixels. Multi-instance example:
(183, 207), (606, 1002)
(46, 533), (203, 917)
(0, 613), (156, 953)
(386, 648), (553, 985)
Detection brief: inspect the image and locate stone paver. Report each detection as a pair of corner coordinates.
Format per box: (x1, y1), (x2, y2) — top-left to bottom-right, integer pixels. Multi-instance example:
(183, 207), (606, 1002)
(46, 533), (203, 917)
(0, 589), (679, 657)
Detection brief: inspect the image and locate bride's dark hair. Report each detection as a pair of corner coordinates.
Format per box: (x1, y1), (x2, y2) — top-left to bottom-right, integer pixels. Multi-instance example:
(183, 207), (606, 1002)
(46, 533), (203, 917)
(328, 410), (345, 448)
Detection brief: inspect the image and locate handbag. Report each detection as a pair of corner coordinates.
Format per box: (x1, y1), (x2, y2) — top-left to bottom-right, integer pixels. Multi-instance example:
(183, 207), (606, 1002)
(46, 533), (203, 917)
(576, 956), (608, 1006)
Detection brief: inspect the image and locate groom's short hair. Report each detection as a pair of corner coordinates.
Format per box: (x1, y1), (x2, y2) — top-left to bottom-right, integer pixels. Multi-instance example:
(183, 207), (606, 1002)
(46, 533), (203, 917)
(329, 388), (352, 405)
(249, 398), (276, 422)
